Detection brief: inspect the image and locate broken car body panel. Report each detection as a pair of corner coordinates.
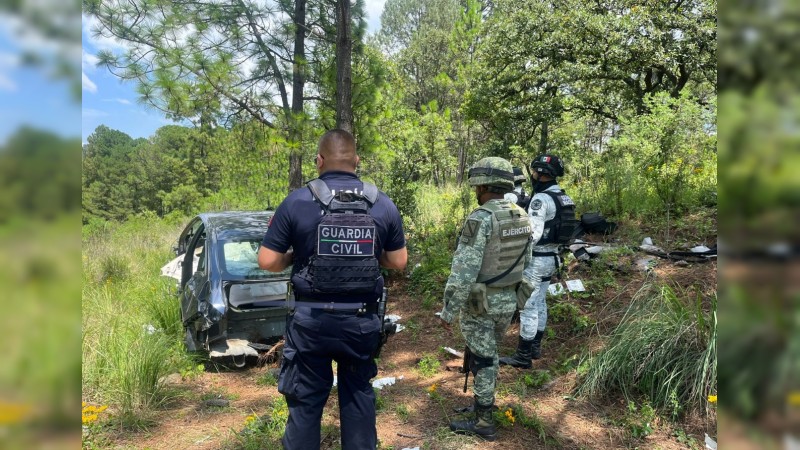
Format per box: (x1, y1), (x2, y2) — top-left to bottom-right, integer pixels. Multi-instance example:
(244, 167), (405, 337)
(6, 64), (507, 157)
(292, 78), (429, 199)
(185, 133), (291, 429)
(163, 212), (290, 355)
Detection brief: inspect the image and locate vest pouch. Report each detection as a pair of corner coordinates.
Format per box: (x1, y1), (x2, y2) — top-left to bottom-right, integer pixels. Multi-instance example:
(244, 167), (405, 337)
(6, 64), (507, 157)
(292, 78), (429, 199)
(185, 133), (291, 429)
(468, 283), (488, 315)
(516, 279), (534, 310)
(309, 257), (381, 294)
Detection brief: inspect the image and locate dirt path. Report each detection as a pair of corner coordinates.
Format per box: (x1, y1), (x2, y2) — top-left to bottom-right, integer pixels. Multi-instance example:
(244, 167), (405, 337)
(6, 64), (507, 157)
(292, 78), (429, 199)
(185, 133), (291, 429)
(110, 256), (716, 450)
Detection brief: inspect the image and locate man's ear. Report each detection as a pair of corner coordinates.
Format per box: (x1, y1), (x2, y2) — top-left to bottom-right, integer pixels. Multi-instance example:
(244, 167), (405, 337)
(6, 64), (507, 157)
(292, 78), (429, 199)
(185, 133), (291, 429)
(355, 155), (360, 168)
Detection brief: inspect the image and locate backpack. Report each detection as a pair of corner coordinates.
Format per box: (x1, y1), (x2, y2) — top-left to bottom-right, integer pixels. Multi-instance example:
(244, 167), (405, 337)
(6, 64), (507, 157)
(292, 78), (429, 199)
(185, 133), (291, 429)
(580, 212), (617, 235)
(300, 178), (382, 295)
(539, 190), (582, 245)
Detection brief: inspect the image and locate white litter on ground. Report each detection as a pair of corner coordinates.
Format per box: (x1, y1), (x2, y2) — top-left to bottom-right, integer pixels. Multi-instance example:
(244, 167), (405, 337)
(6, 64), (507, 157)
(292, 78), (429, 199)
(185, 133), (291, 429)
(372, 375), (404, 389)
(400, 447), (420, 450)
(548, 282), (565, 296)
(704, 433), (717, 450)
(565, 279), (586, 292)
(443, 347), (463, 358)
(385, 314), (402, 323)
(332, 375), (405, 389)
(691, 245), (711, 253)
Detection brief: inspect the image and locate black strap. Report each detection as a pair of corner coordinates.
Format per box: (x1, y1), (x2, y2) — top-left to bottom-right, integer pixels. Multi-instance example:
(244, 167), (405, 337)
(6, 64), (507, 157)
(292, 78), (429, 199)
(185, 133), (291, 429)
(531, 251), (557, 256)
(482, 238), (531, 286)
(307, 178), (379, 206)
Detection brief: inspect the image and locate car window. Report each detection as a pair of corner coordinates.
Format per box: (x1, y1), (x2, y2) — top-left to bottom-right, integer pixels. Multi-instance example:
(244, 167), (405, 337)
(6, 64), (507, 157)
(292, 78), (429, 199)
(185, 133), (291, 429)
(220, 239), (291, 279)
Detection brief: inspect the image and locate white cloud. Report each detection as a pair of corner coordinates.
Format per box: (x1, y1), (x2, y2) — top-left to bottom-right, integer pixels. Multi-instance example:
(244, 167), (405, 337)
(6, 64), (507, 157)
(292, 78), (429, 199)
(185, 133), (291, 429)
(0, 73), (17, 92)
(82, 72), (98, 93)
(82, 108), (108, 118)
(82, 49), (100, 72)
(363, 0), (387, 33)
(82, 13), (129, 53)
(0, 51), (20, 92)
(103, 98), (131, 105)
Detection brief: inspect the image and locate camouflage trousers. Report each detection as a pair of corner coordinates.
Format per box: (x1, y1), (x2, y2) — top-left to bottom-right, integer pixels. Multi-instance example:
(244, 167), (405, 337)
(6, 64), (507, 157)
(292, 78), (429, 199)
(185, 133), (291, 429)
(460, 290), (516, 407)
(520, 252), (558, 339)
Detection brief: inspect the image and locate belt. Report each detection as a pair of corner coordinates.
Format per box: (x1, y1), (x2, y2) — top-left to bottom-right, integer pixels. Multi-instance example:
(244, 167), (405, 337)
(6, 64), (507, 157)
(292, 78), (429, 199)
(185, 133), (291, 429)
(531, 251), (558, 256)
(294, 295), (379, 313)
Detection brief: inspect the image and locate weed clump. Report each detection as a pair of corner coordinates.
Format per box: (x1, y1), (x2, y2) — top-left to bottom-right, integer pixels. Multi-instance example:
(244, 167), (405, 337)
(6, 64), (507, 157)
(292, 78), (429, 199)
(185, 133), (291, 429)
(576, 283), (716, 416)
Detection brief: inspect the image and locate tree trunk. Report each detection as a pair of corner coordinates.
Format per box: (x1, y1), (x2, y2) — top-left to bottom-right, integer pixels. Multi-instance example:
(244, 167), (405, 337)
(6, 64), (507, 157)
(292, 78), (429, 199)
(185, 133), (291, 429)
(539, 119), (548, 154)
(288, 0), (307, 191)
(335, 0), (354, 133)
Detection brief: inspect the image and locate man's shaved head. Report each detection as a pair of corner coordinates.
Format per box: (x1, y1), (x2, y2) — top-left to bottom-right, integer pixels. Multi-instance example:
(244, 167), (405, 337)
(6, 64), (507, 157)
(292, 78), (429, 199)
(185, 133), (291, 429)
(317, 129), (358, 173)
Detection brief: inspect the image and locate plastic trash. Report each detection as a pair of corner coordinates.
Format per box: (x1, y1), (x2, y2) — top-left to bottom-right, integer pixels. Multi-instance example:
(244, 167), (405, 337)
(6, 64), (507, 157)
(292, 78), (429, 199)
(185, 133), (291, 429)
(548, 282), (565, 296)
(565, 279), (585, 292)
(642, 237), (653, 246)
(691, 245), (711, 253)
(704, 433), (717, 450)
(443, 347), (464, 358)
(372, 375), (404, 390)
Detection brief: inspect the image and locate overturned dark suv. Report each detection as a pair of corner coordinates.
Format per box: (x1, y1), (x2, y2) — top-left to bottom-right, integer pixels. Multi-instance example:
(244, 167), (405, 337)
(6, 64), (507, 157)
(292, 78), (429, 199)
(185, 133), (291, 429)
(162, 212), (290, 363)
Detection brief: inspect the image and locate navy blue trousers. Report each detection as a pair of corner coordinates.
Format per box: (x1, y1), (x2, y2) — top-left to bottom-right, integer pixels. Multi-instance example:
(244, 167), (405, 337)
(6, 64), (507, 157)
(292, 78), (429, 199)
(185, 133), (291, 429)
(278, 307), (381, 450)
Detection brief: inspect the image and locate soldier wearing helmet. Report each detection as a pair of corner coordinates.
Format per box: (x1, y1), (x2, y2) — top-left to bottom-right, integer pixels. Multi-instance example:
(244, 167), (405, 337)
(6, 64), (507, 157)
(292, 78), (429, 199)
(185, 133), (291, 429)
(504, 167), (532, 209)
(500, 154), (578, 368)
(439, 157), (533, 441)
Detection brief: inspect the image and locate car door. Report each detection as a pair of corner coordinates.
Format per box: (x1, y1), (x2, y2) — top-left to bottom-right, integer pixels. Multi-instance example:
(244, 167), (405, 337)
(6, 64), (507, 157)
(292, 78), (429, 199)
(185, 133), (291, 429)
(180, 224), (209, 326)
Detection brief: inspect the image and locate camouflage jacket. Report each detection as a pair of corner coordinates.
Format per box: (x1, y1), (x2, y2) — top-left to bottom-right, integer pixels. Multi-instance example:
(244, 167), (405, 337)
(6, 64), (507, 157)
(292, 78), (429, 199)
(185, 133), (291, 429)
(440, 199), (530, 323)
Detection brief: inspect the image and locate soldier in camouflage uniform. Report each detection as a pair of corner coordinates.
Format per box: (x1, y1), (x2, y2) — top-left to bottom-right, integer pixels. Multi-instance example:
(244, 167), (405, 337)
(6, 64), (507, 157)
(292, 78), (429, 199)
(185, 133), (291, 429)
(439, 157), (532, 441)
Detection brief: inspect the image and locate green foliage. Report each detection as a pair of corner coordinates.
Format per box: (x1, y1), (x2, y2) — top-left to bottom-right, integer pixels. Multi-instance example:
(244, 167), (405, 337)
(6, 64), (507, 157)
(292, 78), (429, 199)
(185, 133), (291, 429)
(257, 372), (278, 387)
(395, 404), (410, 422)
(228, 397), (288, 450)
(623, 400), (656, 440)
(511, 405), (548, 441)
(576, 284), (717, 417)
(549, 300), (593, 333)
(522, 370), (552, 389)
(83, 215), (193, 424)
(416, 353), (441, 378)
(374, 388), (387, 411)
(0, 127), (80, 223)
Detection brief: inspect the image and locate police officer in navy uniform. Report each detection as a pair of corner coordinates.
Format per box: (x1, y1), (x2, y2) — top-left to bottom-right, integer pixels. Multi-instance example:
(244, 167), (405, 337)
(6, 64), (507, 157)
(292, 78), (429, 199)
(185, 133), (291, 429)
(258, 129), (408, 450)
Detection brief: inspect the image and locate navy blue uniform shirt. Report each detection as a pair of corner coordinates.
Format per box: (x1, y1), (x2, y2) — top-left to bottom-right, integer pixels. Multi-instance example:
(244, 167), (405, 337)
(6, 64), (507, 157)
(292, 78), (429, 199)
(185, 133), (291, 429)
(261, 171), (406, 302)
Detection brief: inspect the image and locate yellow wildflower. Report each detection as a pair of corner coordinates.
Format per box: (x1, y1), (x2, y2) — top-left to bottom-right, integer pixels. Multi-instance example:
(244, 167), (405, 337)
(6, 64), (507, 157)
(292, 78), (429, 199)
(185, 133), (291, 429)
(244, 413), (258, 426)
(788, 391), (800, 406)
(427, 384), (438, 394)
(707, 395), (717, 404)
(647, 166), (654, 171)
(504, 408), (515, 424)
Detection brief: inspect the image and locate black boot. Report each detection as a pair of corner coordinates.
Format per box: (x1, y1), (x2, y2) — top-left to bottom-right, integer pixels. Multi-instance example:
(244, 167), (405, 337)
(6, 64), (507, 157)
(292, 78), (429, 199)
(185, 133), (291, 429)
(449, 402), (497, 441)
(499, 336), (534, 368)
(531, 330), (545, 360)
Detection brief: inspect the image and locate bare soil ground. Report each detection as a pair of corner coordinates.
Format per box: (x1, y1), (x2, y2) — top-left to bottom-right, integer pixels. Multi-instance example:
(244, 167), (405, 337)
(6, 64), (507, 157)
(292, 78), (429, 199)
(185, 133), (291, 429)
(108, 251), (717, 450)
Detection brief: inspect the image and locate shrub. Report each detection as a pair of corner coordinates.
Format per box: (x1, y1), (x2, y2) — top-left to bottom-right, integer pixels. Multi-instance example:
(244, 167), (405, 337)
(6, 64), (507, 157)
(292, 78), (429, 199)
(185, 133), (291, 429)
(576, 283), (716, 416)
(416, 353), (441, 378)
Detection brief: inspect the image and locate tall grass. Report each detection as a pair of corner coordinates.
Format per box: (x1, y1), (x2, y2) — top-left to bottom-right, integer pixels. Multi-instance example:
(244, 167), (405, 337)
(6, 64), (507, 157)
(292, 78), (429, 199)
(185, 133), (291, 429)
(83, 214), (193, 424)
(407, 183), (474, 301)
(576, 282), (717, 417)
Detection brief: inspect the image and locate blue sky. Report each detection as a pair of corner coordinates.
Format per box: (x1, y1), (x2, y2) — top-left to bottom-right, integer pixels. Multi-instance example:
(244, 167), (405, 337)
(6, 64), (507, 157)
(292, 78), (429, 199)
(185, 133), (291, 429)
(0, 19), (81, 144)
(81, 0), (386, 145)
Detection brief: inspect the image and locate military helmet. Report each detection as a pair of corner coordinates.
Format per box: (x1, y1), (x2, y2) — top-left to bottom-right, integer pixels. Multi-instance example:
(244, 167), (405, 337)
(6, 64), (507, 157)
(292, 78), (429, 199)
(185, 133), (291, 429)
(468, 157), (515, 191)
(512, 167), (526, 185)
(531, 154), (565, 178)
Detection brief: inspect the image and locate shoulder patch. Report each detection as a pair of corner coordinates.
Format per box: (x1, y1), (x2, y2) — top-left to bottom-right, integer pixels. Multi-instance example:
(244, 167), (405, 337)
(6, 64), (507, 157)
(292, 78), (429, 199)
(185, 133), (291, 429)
(459, 218), (482, 246)
(530, 199), (543, 211)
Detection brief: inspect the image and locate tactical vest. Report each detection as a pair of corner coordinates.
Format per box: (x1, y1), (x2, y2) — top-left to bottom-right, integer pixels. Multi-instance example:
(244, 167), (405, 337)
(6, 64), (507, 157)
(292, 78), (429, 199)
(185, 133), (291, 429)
(538, 190), (580, 245)
(475, 201), (531, 287)
(298, 178), (382, 295)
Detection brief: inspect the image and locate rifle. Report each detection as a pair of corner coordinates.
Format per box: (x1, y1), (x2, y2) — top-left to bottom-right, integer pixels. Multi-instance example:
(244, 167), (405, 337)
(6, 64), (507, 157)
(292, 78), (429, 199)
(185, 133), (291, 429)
(462, 345), (472, 393)
(372, 288), (397, 359)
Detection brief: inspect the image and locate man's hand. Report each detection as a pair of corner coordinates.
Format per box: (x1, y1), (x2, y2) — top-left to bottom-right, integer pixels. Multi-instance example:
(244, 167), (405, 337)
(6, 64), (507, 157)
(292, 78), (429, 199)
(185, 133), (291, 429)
(439, 316), (452, 333)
